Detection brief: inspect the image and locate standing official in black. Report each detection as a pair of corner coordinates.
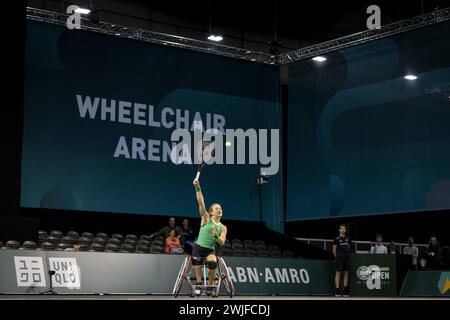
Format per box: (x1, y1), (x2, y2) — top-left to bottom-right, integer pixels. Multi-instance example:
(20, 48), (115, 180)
(332, 224), (352, 297)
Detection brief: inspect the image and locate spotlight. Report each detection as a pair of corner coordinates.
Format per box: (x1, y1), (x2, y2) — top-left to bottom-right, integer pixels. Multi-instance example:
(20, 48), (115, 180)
(74, 7), (91, 14)
(312, 56), (326, 62)
(207, 34), (223, 42)
(404, 74), (418, 80)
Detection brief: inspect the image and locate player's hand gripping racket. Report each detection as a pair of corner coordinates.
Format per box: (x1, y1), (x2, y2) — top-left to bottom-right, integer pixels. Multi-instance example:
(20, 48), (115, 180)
(194, 140), (216, 181)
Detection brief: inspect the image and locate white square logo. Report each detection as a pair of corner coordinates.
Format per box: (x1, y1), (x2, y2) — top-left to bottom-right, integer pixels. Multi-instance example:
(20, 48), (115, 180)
(48, 258), (81, 289)
(14, 256), (46, 287)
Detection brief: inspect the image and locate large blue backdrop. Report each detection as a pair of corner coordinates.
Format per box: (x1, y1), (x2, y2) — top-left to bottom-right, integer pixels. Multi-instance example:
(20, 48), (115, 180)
(287, 22), (450, 220)
(22, 21), (283, 231)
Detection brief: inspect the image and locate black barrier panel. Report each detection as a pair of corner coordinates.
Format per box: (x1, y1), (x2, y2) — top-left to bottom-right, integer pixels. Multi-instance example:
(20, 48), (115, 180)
(350, 254), (397, 297)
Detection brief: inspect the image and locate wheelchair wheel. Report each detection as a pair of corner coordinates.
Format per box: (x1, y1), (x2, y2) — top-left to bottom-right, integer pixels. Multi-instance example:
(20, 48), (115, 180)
(218, 257), (235, 297)
(173, 256), (191, 297)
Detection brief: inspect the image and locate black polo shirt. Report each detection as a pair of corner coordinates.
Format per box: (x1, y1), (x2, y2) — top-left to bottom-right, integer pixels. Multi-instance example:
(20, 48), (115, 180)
(333, 235), (351, 256)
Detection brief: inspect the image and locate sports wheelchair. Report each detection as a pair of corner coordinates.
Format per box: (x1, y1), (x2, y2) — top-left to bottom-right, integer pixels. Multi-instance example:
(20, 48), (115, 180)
(173, 255), (235, 298)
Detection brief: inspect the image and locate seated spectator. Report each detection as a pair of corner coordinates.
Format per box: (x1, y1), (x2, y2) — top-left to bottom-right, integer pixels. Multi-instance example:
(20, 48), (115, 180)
(165, 230), (184, 254)
(64, 242), (80, 252)
(151, 217), (184, 247)
(181, 218), (195, 254)
(426, 235), (443, 270)
(388, 241), (397, 254)
(403, 237), (419, 270)
(370, 234), (388, 254)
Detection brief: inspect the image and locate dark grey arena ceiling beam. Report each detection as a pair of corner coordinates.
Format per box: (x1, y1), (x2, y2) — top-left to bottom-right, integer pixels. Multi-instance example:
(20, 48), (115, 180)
(26, 7), (449, 66)
(278, 7), (450, 65)
(26, 7), (277, 65)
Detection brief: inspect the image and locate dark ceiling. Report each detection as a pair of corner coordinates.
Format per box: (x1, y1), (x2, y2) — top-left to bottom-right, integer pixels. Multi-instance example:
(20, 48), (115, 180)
(29, 0), (450, 51)
(138, 0), (450, 44)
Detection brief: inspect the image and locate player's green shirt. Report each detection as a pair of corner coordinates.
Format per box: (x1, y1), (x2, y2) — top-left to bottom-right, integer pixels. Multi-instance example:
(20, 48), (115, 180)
(196, 219), (222, 249)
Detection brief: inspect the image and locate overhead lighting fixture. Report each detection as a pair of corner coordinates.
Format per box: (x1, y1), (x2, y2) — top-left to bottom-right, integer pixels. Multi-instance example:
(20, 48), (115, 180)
(312, 56), (326, 62)
(207, 34), (223, 42)
(404, 74), (418, 80)
(251, 58), (256, 62)
(74, 8), (91, 15)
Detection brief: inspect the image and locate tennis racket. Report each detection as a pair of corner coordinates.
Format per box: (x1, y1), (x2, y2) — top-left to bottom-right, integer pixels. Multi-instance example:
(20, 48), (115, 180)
(194, 139), (216, 181)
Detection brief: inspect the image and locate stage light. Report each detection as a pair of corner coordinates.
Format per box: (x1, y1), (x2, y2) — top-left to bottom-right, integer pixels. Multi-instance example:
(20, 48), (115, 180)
(207, 35), (223, 42)
(312, 56), (326, 62)
(74, 7), (91, 14)
(404, 74), (418, 80)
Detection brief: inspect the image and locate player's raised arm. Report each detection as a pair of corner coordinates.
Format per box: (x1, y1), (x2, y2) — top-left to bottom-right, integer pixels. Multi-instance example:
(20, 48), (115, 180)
(193, 179), (209, 221)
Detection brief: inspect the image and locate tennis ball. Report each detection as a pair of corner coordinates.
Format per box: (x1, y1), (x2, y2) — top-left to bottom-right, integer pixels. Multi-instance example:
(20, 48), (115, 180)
(225, 141), (232, 147)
